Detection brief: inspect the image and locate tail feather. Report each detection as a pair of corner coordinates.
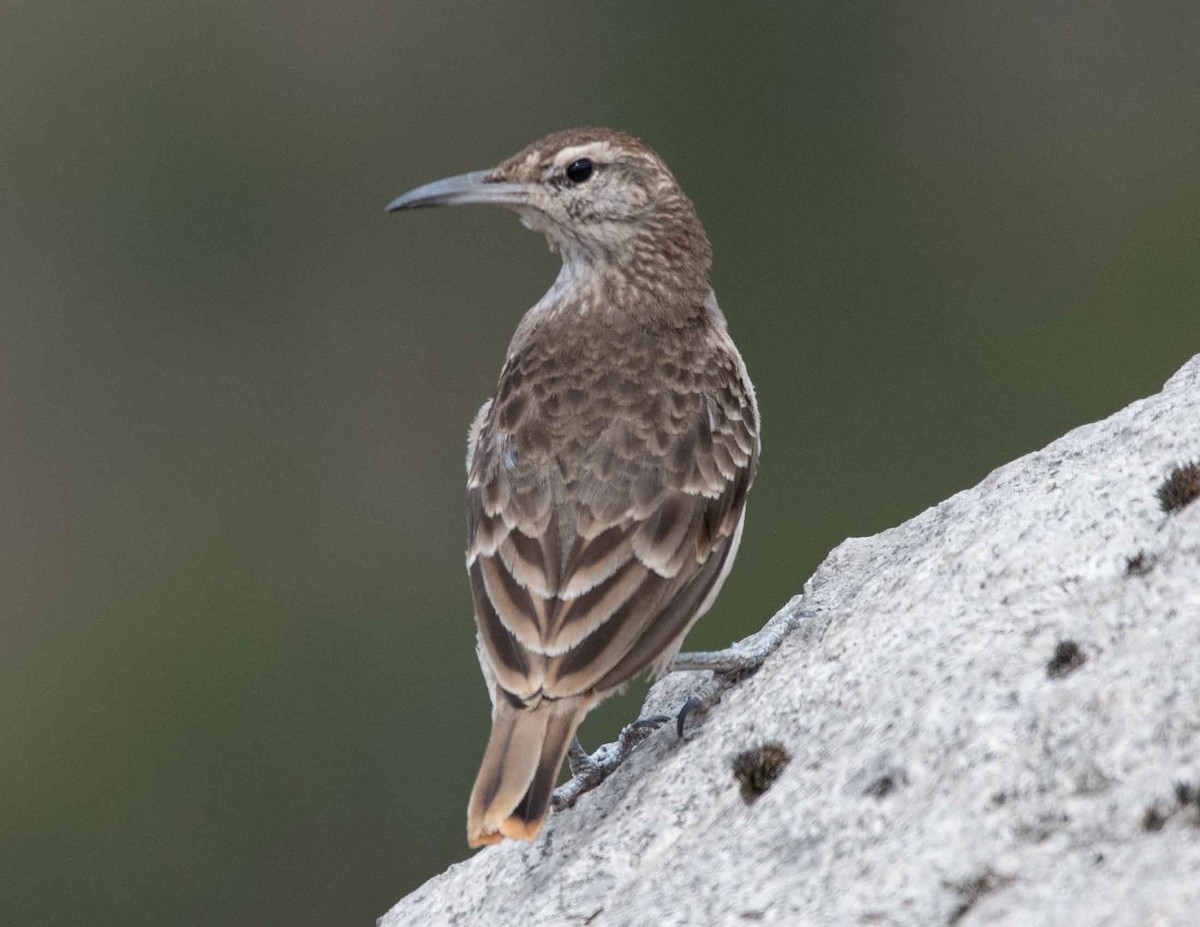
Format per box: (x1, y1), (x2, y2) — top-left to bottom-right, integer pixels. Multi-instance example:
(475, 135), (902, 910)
(467, 696), (590, 847)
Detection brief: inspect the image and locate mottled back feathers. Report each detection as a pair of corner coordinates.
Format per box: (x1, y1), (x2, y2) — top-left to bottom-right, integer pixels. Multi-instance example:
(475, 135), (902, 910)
(467, 301), (758, 707)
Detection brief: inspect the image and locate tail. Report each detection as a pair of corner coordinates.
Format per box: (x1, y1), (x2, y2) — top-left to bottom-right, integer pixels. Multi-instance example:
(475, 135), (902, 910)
(466, 696), (590, 848)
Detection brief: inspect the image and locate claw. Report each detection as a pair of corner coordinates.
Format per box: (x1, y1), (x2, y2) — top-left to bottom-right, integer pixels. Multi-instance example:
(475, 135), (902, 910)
(550, 605), (823, 817)
(676, 695), (703, 738)
(552, 714), (671, 810)
(567, 737), (594, 777)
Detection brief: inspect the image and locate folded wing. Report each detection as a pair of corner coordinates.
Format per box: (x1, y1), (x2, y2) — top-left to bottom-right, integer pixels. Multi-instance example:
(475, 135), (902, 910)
(466, 319), (758, 708)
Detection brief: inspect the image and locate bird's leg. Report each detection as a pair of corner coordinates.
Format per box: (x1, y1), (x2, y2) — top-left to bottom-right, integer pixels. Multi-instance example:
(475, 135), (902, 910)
(565, 737), (594, 779)
(669, 648), (764, 678)
(552, 715), (670, 810)
(670, 606), (821, 679)
(552, 605), (824, 811)
(671, 605), (825, 736)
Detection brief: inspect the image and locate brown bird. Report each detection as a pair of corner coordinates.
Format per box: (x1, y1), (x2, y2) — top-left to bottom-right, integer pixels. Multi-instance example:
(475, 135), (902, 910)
(387, 128), (759, 848)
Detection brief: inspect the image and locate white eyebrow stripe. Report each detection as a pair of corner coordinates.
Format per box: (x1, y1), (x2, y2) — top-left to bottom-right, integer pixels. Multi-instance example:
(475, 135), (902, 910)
(552, 141), (617, 169)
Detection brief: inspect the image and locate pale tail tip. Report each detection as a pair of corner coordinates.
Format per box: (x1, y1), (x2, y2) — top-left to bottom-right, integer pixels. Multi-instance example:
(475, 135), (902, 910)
(467, 816), (545, 848)
(467, 829), (504, 849)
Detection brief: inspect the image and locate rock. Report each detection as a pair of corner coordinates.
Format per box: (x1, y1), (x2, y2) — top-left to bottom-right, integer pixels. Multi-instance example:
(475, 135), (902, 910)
(381, 354), (1200, 927)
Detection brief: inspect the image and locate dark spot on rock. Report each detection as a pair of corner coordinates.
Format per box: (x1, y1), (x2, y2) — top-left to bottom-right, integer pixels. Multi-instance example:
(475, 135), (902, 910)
(945, 869), (1014, 925)
(731, 741), (791, 803)
(864, 774), (899, 799)
(1047, 640), (1087, 679)
(1142, 781), (1200, 832)
(1124, 550), (1154, 577)
(1142, 805), (1168, 832)
(844, 752), (910, 799)
(1073, 761), (1114, 796)
(1157, 460), (1200, 513)
(1013, 809), (1070, 843)
(1174, 780), (1200, 825)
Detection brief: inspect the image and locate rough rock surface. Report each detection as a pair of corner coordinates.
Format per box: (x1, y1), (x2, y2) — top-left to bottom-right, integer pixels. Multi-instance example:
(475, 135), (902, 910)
(382, 355), (1200, 927)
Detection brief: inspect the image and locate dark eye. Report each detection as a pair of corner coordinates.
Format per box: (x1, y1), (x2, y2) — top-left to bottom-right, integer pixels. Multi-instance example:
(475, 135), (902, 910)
(565, 158), (594, 184)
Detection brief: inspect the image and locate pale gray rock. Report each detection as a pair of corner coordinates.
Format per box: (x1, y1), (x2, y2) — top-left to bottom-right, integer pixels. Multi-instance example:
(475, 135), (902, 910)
(382, 354), (1200, 927)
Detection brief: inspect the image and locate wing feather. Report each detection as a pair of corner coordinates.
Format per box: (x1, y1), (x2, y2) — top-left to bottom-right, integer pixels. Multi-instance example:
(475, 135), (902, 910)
(558, 526), (634, 599)
(466, 310), (758, 706)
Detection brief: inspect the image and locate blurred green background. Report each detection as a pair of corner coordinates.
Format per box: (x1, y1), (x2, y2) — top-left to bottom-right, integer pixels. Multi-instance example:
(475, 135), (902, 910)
(2, 2), (1198, 924)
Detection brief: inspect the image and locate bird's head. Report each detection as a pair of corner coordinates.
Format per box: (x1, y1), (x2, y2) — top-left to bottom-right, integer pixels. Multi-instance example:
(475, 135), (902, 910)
(387, 128), (712, 297)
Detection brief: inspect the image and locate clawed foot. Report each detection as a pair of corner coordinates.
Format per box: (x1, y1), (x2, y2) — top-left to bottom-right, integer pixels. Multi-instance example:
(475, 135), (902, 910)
(551, 604), (822, 814)
(551, 688), (726, 810)
(669, 646), (768, 680)
(553, 715), (670, 810)
(667, 644), (774, 740)
(552, 666), (749, 810)
(552, 649), (782, 810)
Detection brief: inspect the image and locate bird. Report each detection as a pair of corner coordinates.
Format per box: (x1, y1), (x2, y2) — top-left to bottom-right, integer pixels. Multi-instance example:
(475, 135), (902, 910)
(386, 127), (759, 848)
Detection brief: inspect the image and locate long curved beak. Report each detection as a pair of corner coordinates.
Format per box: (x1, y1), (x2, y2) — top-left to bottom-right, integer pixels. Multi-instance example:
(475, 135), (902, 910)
(385, 170), (532, 212)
